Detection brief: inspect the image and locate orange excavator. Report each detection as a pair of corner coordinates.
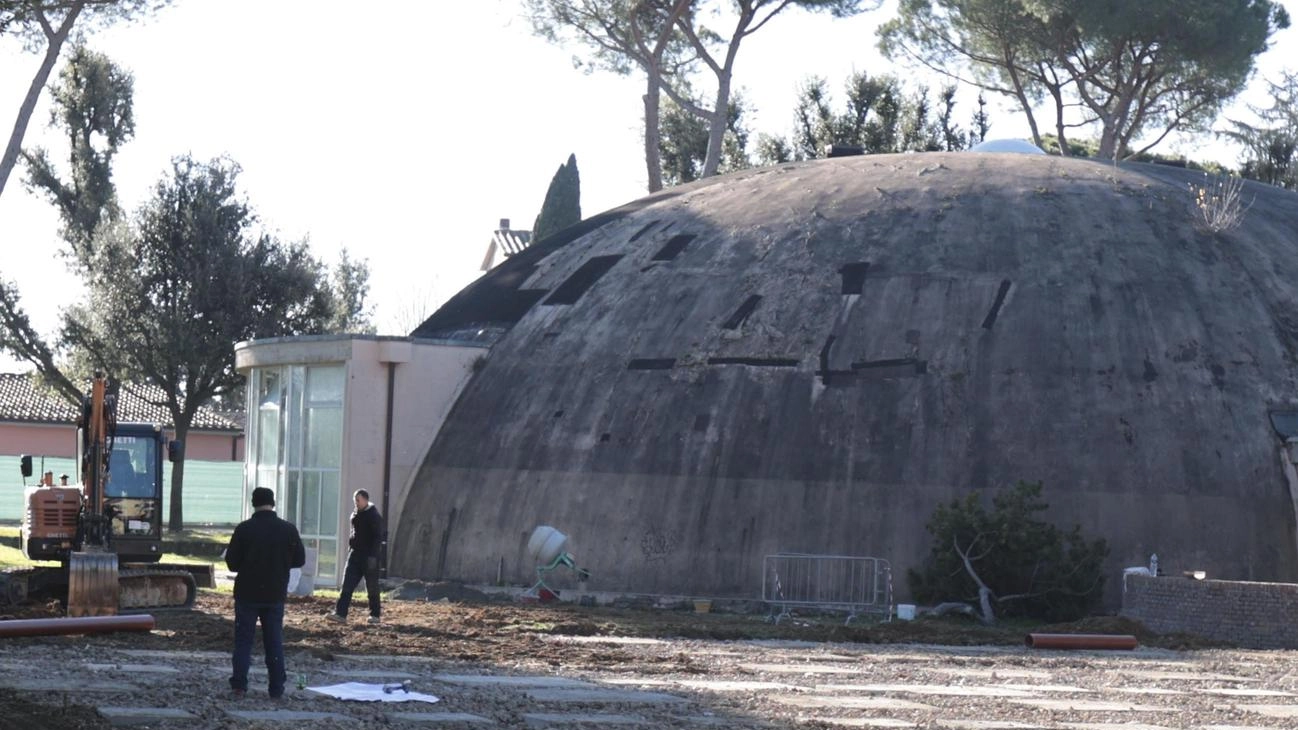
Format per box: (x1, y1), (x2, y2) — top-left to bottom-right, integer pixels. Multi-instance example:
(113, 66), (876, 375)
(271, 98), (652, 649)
(7, 374), (197, 615)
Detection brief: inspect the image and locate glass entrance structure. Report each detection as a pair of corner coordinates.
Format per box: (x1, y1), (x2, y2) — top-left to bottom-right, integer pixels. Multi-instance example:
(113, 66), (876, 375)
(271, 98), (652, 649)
(245, 364), (345, 581)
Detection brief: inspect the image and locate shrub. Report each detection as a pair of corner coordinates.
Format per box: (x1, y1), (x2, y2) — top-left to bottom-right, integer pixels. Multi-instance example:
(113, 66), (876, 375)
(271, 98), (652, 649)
(908, 480), (1109, 623)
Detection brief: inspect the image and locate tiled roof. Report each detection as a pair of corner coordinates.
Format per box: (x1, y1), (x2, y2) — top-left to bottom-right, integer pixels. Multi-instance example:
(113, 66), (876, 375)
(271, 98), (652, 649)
(0, 373), (242, 432)
(480, 228), (533, 271)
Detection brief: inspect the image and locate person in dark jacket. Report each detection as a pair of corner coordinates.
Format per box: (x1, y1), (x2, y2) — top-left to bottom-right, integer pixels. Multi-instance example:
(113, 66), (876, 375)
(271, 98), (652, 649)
(326, 489), (384, 624)
(225, 487), (305, 698)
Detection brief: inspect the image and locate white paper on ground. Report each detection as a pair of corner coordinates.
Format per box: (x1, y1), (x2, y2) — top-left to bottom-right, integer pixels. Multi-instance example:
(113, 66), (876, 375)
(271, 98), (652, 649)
(305, 681), (440, 703)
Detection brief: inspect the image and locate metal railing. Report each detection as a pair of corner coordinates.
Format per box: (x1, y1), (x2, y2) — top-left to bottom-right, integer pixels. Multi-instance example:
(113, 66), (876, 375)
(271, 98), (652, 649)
(762, 553), (893, 624)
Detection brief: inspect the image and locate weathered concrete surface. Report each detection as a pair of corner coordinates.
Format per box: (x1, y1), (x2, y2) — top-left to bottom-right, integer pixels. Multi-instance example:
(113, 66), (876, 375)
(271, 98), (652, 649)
(96, 707), (198, 726)
(386, 711), (494, 724)
(400, 152), (1298, 601)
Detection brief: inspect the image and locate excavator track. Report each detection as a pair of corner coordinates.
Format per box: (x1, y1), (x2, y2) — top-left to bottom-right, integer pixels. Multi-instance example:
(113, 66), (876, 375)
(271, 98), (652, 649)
(118, 568), (197, 612)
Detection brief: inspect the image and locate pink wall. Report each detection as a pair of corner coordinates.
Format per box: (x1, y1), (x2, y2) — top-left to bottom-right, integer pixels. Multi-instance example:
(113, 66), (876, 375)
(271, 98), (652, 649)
(0, 422), (243, 462)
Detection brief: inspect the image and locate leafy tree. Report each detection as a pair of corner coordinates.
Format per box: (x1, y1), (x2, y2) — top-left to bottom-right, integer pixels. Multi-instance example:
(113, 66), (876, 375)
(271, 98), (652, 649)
(532, 153), (582, 240)
(1, 0), (167, 200)
(22, 43), (133, 255)
(658, 95), (749, 186)
(63, 155), (336, 531)
(1223, 71), (1298, 189)
(524, 0), (695, 192)
(0, 51), (369, 529)
(879, 0), (1290, 160)
(665, 1), (876, 179)
(909, 480), (1109, 623)
(324, 248), (375, 334)
(758, 73), (975, 164)
(0, 40), (132, 405)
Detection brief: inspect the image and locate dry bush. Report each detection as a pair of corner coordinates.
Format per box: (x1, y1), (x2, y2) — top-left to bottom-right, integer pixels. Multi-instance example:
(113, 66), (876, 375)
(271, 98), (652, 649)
(1189, 173), (1253, 233)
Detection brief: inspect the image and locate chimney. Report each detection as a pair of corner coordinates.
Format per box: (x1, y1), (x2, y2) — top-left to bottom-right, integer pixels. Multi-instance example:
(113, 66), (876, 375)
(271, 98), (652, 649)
(499, 218), (510, 231)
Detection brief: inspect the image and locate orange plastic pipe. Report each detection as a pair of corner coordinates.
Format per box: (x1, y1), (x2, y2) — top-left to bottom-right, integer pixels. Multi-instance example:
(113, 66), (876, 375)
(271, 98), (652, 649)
(1025, 633), (1137, 650)
(0, 614), (154, 638)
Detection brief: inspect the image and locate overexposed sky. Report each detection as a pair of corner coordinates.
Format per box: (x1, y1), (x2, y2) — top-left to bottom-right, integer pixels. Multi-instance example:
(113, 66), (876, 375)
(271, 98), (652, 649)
(1, 0), (1293, 372)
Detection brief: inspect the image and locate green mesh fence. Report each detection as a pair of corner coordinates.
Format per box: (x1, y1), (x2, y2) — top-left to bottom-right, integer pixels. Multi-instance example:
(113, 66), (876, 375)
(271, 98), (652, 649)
(0, 455), (243, 526)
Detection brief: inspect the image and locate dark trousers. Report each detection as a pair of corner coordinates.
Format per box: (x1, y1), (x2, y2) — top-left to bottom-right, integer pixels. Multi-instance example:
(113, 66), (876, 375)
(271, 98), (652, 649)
(231, 600), (286, 696)
(335, 549), (381, 619)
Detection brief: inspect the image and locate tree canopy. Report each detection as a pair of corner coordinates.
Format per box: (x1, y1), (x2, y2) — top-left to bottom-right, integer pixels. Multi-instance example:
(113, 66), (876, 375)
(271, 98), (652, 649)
(879, 0), (1290, 159)
(1, 0), (167, 200)
(532, 153), (582, 241)
(1224, 71), (1298, 189)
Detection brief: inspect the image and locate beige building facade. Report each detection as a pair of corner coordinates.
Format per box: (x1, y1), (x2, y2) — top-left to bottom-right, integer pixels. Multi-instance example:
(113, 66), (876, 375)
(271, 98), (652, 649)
(234, 335), (485, 585)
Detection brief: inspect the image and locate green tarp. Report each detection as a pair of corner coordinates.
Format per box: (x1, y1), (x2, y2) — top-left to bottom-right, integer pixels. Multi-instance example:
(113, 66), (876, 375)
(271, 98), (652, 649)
(0, 455), (242, 526)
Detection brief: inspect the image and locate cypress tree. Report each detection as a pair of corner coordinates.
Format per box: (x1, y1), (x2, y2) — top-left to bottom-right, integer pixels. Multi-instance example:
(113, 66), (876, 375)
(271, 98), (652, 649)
(532, 153), (581, 243)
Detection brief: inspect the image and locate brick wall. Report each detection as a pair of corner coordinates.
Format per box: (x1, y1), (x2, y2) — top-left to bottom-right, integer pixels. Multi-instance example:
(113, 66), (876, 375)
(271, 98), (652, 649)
(1121, 573), (1298, 649)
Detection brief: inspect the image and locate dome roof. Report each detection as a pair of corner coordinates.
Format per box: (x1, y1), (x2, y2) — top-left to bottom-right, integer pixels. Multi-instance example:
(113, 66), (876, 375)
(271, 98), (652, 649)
(398, 153), (1298, 601)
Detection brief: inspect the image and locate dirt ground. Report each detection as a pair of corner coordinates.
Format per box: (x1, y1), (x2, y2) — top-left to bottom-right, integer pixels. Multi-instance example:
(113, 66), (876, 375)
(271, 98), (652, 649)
(0, 588), (1286, 730)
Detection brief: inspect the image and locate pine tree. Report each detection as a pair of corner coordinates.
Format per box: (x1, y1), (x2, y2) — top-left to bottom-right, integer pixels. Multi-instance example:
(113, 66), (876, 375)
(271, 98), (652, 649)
(532, 153), (581, 243)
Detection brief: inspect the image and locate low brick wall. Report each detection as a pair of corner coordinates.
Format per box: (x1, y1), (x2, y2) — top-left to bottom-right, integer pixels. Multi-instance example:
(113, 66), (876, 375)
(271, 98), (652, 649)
(1121, 573), (1298, 649)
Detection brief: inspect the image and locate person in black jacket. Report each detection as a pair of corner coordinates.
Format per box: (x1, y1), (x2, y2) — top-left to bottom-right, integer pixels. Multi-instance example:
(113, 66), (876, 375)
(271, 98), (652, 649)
(225, 487), (306, 698)
(326, 489), (384, 625)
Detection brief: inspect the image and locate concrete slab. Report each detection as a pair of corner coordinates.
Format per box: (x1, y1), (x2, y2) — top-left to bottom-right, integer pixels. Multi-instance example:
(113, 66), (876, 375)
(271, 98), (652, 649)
(324, 669), (420, 679)
(96, 707), (197, 726)
(522, 713), (647, 726)
(944, 717), (1053, 722)
(931, 667), (1053, 680)
(1125, 670), (1254, 683)
(85, 663), (180, 674)
(1109, 687), (1185, 696)
(1007, 699), (1169, 712)
(739, 663), (861, 675)
(1197, 725), (1274, 729)
(386, 711), (493, 724)
(225, 710), (351, 722)
(1231, 704), (1298, 718)
(1203, 689), (1293, 697)
(121, 649), (229, 661)
(1, 680), (136, 692)
(808, 719), (916, 728)
(602, 679), (675, 687)
(545, 635), (665, 645)
(434, 674), (595, 689)
(525, 688), (686, 704)
(1060, 725), (1172, 730)
(770, 696), (933, 711)
(997, 684), (1095, 694)
(816, 683), (1037, 698)
(338, 654), (442, 664)
(676, 680), (797, 692)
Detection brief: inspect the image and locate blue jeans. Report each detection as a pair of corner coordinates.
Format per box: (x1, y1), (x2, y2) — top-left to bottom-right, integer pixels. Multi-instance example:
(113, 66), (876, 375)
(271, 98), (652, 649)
(334, 550), (380, 619)
(231, 600), (287, 696)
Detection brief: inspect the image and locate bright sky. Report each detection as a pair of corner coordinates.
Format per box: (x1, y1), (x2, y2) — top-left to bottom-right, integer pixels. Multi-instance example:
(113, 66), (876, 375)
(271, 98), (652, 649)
(1, 0), (1294, 373)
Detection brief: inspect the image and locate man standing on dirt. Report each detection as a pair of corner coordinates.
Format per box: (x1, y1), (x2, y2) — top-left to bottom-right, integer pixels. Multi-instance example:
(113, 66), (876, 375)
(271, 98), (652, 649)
(225, 487), (306, 698)
(327, 489), (384, 625)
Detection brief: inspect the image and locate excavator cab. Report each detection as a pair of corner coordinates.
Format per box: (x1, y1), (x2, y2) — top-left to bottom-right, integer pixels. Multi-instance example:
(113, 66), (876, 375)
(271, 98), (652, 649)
(15, 376), (196, 616)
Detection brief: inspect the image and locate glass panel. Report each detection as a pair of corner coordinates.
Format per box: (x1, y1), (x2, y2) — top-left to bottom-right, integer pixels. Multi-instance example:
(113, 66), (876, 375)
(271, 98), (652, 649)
(317, 538), (337, 581)
(284, 471), (300, 526)
(287, 366), (305, 468)
(306, 407), (342, 469)
(255, 467), (277, 491)
(301, 472), (321, 536)
(105, 435), (158, 499)
(307, 365), (344, 405)
(255, 368), (282, 467)
(319, 471), (340, 540)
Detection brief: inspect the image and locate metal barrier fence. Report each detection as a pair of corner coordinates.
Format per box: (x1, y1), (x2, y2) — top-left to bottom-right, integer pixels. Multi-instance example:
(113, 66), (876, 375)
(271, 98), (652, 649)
(762, 553), (893, 624)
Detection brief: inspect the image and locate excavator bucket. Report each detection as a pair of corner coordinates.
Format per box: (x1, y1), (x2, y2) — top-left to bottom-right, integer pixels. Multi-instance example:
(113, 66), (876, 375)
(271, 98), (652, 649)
(67, 552), (120, 617)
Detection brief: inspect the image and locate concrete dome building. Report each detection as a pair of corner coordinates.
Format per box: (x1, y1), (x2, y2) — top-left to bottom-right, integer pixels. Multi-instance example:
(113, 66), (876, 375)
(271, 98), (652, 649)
(394, 152), (1298, 602)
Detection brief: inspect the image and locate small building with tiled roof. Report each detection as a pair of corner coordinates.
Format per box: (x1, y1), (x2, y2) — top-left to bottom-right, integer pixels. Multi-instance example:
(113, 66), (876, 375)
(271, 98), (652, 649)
(0, 372), (244, 462)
